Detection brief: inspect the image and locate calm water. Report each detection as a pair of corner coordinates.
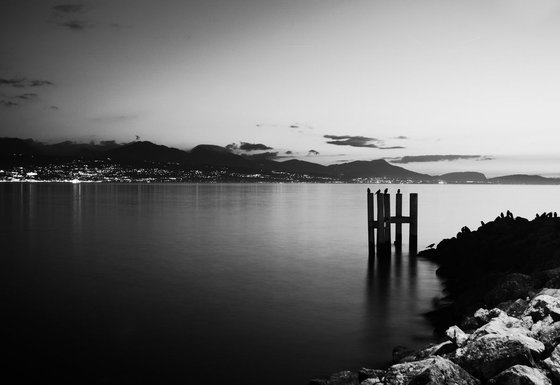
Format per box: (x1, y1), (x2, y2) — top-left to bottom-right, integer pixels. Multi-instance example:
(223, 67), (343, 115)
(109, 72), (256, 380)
(3, 183), (559, 384)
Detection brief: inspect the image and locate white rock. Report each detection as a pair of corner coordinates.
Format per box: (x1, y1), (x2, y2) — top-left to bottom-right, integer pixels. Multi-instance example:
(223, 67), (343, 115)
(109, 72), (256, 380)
(446, 325), (470, 347)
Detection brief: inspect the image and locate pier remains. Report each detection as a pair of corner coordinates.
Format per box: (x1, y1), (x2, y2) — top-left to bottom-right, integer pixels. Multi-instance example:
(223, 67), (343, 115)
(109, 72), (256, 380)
(367, 189), (417, 256)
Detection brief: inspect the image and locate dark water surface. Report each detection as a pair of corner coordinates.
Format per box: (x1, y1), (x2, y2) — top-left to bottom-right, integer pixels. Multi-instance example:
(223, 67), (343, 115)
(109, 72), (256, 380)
(3, 183), (558, 384)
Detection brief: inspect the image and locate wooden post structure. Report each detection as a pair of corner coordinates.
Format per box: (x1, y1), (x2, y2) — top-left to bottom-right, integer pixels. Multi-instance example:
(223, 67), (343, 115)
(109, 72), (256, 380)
(395, 192), (402, 249)
(366, 189), (418, 256)
(409, 193), (418, 254)
(383, 193), (391, 253)
(367, 189), (375, 256)
(376, 192), (385, 251)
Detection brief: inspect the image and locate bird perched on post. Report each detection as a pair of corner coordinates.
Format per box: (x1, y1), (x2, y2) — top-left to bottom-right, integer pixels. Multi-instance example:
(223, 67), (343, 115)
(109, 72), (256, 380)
(397, 189), (401, 194)
(375, 189), (381, 194)
(384, 188), (388, 194)
(367, 188), (371, 193)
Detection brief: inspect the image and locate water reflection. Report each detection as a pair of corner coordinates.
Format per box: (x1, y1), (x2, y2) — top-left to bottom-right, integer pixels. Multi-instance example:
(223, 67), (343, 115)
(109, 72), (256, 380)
(364, 247), (434, 367)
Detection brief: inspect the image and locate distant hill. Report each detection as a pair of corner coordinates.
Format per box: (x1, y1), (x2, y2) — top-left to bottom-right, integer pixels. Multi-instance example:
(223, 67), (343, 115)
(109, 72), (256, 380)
(107, 141), (188, 164)
(437, 172), (487, 183)
(488, 174), (559, 185)
(327, 159), (431, 180)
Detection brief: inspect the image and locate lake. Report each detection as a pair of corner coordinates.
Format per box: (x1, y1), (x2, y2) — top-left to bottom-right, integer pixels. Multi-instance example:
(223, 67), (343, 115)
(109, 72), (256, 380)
(3, 183), (559, 384)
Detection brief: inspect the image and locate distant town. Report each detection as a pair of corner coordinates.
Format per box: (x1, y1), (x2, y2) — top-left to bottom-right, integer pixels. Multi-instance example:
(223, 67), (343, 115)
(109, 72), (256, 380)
(1, 137), (559, 184)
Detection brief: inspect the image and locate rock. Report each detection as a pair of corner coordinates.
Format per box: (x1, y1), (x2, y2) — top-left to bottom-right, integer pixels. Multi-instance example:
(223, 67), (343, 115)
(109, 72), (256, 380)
(309, 371), (359, 385)
(524, 295), (560, 322)
(446, 325), (470, 347)
(487, 365), (551, 385)
(358, 368), (385, 383)
(451, 334), (540, 380)
(359, 379), (382, 385)
(392, 345), (415, 364)
(470, 313), (528, 339)
(474, 308), (491, 324)
(530, 315), (554, 335)
(461, 316), (481, 332)
(543, 344), (560, 382)
(500, 298), (530, 318)
(538, 288), (560, 299)
(383, 356), (479, 385)
(484, 273), (534, 307)
(397, 341), (457, 363)
(533, 322), (560, 354)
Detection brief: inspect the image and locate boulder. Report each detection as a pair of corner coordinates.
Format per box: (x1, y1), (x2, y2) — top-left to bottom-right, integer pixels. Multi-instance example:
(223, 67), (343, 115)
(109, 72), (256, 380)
(524, 295), (560, 322)
(487, 365), (551, 385)
(533, 322), (560, 354)
(543, 344), (560, 383)
(538, 288), (560, 299)
(446, 325), (470, 347)
(451, 334), (540, 380)
(530, 315), (554, 335)
(499, 298), (530, 318)
(383, 356), (479, 385)
(359, 379), (382, 385)
(396, 341), (457, 363)
(358, 368), (385, 383)
(470, 313), (529, 339)
(484, 274), (534, 307)
(309, 371), (359, 385)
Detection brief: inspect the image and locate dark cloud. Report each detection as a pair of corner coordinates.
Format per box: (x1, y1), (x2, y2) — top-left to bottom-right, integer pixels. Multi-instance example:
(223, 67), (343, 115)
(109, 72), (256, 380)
(290, 125), (299, 128)
(394, 135), (408, 139)
(16, 93), (38, 100)
(1, 100), (19, 107)
(243, 151), (278, 160)
(390, 155), (490, 164)
(225, 143), (238, 151)
(307, 150), (319, 156)
(0, 78), (26, 87)
(324, 135), (404, 149)
(0, 78), (53, 88)
(53, 4), (84, 14)
(285, 150), (293, 155)
(60, 20), (87, 30)
(324, 134), (380, 148)
(239, 142), (273, 151)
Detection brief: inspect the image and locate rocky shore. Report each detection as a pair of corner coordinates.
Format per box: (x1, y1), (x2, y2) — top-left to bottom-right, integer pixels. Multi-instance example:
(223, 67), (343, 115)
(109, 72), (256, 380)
(310, 212), (560, 385)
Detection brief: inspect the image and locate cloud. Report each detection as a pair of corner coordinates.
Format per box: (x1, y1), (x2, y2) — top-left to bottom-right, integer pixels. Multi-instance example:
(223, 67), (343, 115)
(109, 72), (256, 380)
(285, 150), (293, 155)
(394, 135), (408, 139)
(243, 151), (279, 160)
(307, 150), (319, 156)
(16, 93), (38, 100)
(390, 155), (491, 164)
(60, 20), (87, 30)
(0, 78), (53, 88)
(239, 142), (273, 151)
(324, 135), (404, 149)
(53, 4), (84, 14)
(1, 100), (19, 107)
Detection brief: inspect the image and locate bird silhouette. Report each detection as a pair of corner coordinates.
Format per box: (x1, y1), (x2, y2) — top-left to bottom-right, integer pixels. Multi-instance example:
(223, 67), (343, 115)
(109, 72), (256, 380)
(375, 189), (381, 194)
(383, 188), (388, 194)
(427, 243), (435, 249)
(367, 188), (371, 193)
(397, 189), (401, 194)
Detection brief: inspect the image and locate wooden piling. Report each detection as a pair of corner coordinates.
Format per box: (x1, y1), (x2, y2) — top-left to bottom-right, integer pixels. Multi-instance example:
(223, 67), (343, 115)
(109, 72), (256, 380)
(395, 192), (402, 248)
(409, 193), (418, 253)
(383, 193), (391, 251)
(376, 192), (385, 250)
(367, 189), (374, 256)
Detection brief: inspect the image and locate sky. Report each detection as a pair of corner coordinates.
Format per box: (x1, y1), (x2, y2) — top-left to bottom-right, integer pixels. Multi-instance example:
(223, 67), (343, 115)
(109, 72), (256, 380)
(1, 0), (560, 177)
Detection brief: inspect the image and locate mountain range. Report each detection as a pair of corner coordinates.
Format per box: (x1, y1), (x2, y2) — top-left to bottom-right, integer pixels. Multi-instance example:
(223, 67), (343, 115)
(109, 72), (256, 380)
(1, 137), (558, 184)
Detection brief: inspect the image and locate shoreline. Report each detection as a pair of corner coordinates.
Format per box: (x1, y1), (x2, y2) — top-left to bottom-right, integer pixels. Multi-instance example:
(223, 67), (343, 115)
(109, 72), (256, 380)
(311, 212), (560, 384)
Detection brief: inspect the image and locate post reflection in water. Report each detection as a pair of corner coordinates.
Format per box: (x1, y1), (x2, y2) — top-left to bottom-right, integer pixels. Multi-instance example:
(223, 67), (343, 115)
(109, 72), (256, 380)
(364, 246), (433, 368)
